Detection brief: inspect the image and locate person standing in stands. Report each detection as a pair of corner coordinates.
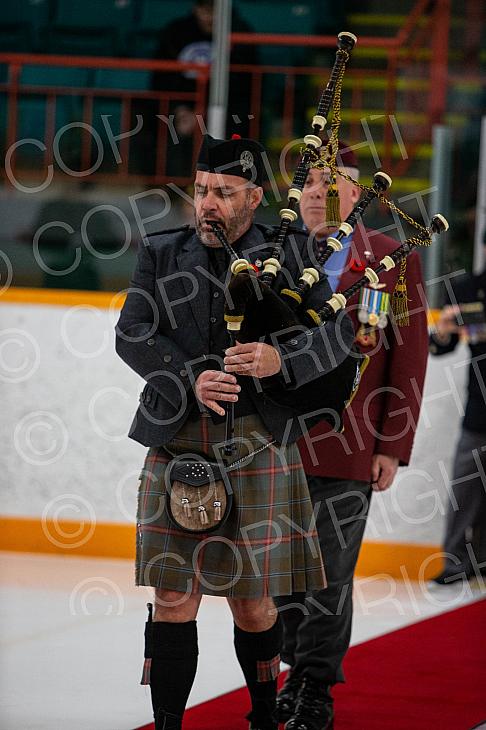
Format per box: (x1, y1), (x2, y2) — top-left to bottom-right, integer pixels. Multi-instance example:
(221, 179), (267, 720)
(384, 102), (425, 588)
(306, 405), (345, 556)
(152, 0), (258, 176)
(429, 237), (486, 585)
(275, 143), (429, 730)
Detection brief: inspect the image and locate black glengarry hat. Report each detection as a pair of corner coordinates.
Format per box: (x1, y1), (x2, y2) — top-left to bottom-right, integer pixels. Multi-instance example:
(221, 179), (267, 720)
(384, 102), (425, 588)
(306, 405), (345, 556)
(196, 134), (266, 186)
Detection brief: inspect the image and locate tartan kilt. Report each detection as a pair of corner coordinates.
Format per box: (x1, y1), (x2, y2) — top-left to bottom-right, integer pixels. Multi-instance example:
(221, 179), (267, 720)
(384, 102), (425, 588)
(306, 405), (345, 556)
(135, 412), (326, 598)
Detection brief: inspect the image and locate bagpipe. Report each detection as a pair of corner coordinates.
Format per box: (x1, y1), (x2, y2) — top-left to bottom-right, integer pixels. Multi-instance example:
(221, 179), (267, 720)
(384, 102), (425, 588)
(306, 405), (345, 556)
(211, 32), (448, 453)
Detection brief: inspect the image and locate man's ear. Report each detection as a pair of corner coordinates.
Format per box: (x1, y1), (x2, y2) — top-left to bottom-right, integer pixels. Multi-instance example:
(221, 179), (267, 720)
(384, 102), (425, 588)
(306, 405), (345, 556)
(249, 186), (264, 210)
(351, 183), (360, 204)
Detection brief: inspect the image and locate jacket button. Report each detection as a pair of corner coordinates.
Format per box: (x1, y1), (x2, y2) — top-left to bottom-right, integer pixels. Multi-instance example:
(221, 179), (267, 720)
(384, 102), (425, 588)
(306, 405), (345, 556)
(145, 393), (152, 403)
(180, 369), (188, 377)
(163, 354), (172, 363)
(147, 338), (155, 346)
(289, 339), (298, 345)
(210, 316), (217, 323)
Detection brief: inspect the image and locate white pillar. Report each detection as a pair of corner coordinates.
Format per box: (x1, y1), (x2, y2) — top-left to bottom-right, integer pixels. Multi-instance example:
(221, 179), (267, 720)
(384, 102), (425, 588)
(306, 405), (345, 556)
(473, 116), (486, 274)
(207, 0), (232, 139)
(427, 125), (453, 307)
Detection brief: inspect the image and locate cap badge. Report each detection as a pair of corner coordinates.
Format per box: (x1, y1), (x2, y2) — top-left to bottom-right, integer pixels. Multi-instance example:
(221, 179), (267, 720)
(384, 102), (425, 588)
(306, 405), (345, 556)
(240, 150), (254, 172)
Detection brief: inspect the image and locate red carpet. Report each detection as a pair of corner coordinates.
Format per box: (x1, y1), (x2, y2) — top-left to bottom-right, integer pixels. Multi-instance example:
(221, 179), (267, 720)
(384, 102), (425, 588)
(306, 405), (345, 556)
(137, 599), (486, 730)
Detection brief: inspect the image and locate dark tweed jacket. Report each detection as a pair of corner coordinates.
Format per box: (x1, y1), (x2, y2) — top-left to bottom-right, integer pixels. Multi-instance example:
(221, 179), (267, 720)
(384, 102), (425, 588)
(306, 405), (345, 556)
(115, 222), (354, 446)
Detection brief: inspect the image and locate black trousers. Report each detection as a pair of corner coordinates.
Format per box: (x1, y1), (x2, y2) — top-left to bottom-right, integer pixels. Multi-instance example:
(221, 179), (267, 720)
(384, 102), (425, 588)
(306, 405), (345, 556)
(442, 428), (486, 569)
(275, 476), (371, 685)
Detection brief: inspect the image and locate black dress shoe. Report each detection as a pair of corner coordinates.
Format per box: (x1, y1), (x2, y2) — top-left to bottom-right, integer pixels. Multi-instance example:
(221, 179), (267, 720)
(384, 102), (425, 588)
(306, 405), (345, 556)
(276, 670), (303, 723)
(284, 676), (333, 730)
(247, 708), (278, 730)
(154, 708), (182, 730)
(432, 563), (474, 584)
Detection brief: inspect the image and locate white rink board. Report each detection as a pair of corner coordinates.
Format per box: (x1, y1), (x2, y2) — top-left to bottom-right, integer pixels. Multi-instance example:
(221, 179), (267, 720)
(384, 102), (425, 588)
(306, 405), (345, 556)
(0, 302), (470, 545)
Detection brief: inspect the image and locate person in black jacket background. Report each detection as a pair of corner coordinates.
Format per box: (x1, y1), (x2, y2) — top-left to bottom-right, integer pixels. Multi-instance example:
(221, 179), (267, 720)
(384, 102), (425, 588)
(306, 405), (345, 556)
(429, 241), (486, 584)
(149, 0), (258, 176)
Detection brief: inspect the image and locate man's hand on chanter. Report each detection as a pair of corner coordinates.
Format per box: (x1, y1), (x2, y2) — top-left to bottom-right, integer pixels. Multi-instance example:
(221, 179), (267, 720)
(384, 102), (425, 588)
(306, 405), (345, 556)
(194, 370), (241, 417)
(224, 342), (282, 378)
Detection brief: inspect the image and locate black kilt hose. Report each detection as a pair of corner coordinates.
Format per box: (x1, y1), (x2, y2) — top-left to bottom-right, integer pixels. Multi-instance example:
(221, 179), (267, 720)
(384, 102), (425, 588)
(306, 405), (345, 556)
(135, 413), (326, 598)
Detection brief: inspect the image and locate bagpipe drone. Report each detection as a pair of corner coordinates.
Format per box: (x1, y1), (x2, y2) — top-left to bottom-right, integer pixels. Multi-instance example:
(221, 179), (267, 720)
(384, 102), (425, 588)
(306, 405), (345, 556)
(210, 32), (448, 454)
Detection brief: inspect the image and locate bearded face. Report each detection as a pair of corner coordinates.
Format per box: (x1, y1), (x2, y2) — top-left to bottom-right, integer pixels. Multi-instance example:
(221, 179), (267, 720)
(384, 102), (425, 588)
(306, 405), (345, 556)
(193, 171), (263, 247)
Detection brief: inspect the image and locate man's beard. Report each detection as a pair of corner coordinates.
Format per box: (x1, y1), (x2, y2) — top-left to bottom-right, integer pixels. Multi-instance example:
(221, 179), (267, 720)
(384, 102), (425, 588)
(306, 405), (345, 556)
(195, 200), (253, 247)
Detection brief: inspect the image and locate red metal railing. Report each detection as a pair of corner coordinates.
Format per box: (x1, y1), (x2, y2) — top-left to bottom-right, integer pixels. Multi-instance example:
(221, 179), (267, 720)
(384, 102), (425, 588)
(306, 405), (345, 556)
(0, 0), (454, 188)
(0, 54), (210, 186)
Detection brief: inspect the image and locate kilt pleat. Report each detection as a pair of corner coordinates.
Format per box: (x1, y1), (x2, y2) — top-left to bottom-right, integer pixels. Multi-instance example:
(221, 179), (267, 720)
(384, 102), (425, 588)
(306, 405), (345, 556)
(135, 413), (326, 598)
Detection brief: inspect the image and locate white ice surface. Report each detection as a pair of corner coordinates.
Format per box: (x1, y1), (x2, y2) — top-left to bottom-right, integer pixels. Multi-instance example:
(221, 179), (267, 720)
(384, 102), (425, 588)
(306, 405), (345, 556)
(1, 552), (484, 730)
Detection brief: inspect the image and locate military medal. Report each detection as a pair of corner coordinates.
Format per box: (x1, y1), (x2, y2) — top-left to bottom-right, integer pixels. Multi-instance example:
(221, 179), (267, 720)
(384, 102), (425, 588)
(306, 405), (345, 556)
(358, 286), (390, 329)
(356, 286), (390, 346)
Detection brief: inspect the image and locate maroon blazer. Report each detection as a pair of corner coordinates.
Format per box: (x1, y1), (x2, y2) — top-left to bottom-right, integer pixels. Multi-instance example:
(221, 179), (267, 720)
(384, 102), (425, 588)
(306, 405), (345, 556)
(298, 226), (429, 483)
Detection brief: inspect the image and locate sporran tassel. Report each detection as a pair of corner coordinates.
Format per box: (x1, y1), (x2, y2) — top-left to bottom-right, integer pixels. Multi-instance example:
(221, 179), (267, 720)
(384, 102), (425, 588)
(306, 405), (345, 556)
(198, 505), (209, 525)
(392, 259), (410, 326)
(181, 496), (191, 518)
(214, 500), (222, 521)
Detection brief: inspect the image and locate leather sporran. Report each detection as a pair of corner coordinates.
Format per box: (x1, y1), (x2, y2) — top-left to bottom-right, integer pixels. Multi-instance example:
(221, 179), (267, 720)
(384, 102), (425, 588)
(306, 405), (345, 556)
(165, 456), (233, 534)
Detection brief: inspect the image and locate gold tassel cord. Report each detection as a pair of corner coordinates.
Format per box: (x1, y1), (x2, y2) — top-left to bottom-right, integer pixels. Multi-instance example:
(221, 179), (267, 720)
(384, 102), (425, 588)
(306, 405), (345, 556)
(335, 169), (432, 238)
(391, 259), (410, 326)
(326, 170), (341, 228)
(300, 46), (438, 330)
(322, 54), (348, 229)
(300, 49), (349, 228)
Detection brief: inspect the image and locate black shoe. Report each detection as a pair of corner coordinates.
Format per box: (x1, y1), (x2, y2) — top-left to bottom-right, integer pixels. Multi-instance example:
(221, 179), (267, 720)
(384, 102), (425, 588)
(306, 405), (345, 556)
(154, 708), (182, 730)
(284, 676), (333, 730)
(276, 670), (303, 723)
(247, 708), (278, 730)
(248, 720), (278, 730)
(432, 564), (474, 585)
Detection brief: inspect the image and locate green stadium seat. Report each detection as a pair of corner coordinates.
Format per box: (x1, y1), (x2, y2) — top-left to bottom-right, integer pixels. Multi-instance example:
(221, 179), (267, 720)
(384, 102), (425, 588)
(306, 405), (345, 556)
(20, 66), (90, 88)
(92, 69), (151, 172)
(90, 70), (150, 171)
(93, 69), (151, 91)
(16, 66), (89, 157)
(46, 29), (118, 58)
(137, 0), (194, 30)
(1, 0), (50, 26)
(235, 1), (318, 66)
(91, 70), (151, 159)
(0, 25), (31, 53)
(0, 0), (50, 51)
(236, 1), (316, 35)
(53, 0), (135, 29)
(47, 0), (136, 56)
